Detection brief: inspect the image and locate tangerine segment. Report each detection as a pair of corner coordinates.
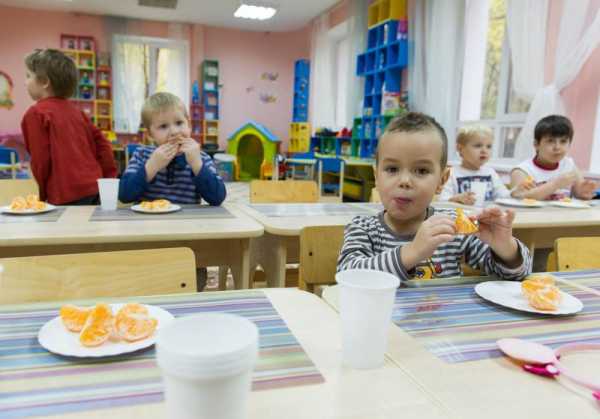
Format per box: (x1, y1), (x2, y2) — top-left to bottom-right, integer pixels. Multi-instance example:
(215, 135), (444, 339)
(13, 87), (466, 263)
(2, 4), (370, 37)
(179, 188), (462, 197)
(59, 305), (92, 332)
(9, 196), (27, 211)
(79, 303), (114, 347)
(115, 303), (158, 342)
(153, 199), (170, 209)
(526, 285), (562, 311)
(521, 275), (555, 297)
(455, 208), (478, 234)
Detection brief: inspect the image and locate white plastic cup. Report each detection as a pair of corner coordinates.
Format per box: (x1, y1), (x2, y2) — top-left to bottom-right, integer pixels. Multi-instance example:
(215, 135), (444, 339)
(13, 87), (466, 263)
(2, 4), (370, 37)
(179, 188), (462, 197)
(336, 269), (400, 369)
(470, 181), (487, 206)
(156, 313), (259, 419)
(97, 178), (119, 210)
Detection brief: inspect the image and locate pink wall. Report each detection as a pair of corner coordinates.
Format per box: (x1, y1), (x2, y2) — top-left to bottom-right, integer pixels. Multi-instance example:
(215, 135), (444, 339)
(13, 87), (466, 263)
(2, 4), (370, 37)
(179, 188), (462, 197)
(0, 5), (311, 151)
(203, 26), (310, 149)
(545, 0), (600, 171)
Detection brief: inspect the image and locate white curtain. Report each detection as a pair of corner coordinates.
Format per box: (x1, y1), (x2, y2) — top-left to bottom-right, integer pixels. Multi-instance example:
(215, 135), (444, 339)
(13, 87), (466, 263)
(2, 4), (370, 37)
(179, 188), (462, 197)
(309, 14), (336, 130)
(408, 0), (466, 158)
(344, 0), (368, 127)
(506, 0), (548, 101)
(112, 36), (146, 133)
(512, 1), (600, 160)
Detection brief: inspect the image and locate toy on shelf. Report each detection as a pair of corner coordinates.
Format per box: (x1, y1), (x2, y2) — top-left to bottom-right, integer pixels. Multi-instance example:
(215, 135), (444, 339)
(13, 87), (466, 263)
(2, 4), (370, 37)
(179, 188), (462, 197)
(227, 121), (280, 181)
(192, 80), (200, 104)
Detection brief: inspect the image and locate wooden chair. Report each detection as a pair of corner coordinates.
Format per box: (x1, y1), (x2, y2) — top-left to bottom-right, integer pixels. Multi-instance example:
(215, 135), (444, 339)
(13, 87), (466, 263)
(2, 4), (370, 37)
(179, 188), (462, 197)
(299, 225), (345, 293)
(0, 247), (197, 304)
(547, 237), (600, 271)
(370, 187), (380, 203)
(249, 180), (318, 203)
(0, 179), (39, 205)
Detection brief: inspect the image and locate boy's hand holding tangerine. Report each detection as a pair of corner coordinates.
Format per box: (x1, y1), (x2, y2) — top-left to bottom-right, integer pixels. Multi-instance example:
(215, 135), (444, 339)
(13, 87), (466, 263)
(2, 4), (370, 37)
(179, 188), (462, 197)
(576, 178), (598, 200)
(179, 137), (203, 175)
(147, 142), (178, 173)
(552, 170), (577, 190)
(401, 215), (456, 269)
(475, 207), (522, 267)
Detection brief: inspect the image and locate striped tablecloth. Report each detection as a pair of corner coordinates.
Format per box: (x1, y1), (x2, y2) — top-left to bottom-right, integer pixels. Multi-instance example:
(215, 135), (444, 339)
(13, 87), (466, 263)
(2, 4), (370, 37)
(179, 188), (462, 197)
(0, 290), (324, 418)
(393, 271), (600, 363)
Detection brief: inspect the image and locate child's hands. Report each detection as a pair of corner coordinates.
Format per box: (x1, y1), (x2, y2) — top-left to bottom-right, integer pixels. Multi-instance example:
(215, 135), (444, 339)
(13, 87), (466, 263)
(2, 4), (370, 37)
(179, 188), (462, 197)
(552, 171), (577, 190)
(149, 143), (178, 171)
(402, 215), (456, 268)
(450, 192), (476, 205)
(179, 137), (203, 175)
(475, 206), (521, 266)
(576, 179), (598, 200)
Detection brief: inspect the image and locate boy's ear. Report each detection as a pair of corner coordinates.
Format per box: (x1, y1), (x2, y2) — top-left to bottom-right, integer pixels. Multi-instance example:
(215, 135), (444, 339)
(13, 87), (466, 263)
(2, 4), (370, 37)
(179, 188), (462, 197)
(436, 167), (451, 194)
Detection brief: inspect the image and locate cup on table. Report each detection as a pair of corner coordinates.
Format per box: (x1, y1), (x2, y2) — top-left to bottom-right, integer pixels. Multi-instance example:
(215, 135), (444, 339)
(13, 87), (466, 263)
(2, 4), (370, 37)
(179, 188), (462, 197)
(97, 178), (119, 210)
(469, 181), (487, 206)
(335, 269), (400, 369)
(156, 312), (259, 419)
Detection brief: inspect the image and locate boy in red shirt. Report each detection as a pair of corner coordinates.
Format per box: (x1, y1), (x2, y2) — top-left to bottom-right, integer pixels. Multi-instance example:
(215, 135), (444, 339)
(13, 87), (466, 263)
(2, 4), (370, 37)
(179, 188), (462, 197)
(21, 49), (117, 205)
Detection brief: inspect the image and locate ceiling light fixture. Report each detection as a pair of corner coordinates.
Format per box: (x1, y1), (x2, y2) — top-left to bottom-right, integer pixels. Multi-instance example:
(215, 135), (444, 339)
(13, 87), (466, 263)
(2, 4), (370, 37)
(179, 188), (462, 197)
(234, 3), (277, 20)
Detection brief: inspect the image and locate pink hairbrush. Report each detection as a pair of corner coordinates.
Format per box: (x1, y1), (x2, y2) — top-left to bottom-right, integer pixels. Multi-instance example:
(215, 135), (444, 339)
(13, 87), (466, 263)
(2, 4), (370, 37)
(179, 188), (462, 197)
(498, 338), (600, 400)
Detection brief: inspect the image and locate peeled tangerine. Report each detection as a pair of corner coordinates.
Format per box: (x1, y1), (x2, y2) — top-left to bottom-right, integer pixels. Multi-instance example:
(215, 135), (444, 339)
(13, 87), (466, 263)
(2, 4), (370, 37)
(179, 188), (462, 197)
(114, 303), (158, 342)
(60, 305), (92, 332)
(455, 208), (478, 235)
(521, 275), (562, 311)
(79, 304), (114, 347)
(140, 199), (171, 211)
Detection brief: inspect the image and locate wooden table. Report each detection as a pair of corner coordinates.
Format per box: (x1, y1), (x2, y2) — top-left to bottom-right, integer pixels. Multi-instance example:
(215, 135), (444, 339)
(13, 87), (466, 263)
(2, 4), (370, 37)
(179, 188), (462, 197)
(241, 201), (600, 286)
(0, 288), (454, 419)
(322, 272), (600, 419)
(0, 203), (263, 289)
(239, 203), (382, 287)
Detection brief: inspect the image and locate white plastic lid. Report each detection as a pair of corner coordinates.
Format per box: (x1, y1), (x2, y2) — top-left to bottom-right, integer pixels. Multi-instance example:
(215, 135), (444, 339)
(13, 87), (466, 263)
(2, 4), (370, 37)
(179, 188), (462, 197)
(336, 269), (399, 291)
(156, 313), (258, 380)
(214, 153), (237, 162)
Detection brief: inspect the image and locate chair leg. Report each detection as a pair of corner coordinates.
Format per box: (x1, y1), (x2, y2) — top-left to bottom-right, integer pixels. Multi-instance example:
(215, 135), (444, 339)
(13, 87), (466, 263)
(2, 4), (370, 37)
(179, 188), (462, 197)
(218, 265), (228, 290)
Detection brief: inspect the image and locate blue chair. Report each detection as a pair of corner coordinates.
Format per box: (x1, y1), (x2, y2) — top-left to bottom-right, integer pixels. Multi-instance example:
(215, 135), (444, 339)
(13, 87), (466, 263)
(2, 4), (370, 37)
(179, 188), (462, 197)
(124, 144), (141, 167)
(317, 157), (345, 200)
(0, 146), (20, 179)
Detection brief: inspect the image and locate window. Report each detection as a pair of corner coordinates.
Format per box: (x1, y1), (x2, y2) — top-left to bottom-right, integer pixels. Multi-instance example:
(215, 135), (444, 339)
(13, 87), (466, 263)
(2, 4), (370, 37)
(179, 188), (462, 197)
(458, 0), (531, 162)
(112, 35), (189, 133)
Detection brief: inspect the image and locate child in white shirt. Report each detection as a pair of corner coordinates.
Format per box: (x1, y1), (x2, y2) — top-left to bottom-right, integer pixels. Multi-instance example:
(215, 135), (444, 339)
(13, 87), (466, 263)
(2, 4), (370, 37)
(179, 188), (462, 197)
(439, 125), (510, 205)
(511, 115), (597, 200)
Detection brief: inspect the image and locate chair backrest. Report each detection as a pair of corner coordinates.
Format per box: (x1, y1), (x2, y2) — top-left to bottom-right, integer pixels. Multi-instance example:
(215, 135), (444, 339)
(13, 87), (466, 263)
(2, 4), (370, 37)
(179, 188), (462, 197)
(250, 180), (318, 203)
(0, 179), (39, 205)
(554, 237), (600, 271)
(125, 143), (141, 166)
(0, 247), (197, 304)
(299, 225), (345, 292)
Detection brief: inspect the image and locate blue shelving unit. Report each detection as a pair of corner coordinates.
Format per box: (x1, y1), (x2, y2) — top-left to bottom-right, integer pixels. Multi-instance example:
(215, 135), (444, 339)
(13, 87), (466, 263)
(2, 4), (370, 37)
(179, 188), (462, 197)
(292, 59), (310, 122)
(201, 60), (219, 120)
(355, 19), (408, 158)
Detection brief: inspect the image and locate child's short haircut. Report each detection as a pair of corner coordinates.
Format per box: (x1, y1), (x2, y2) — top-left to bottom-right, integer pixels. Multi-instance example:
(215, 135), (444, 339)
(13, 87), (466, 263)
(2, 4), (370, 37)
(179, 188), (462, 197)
(534, 115), (573, 143)
(456, 124), (493, 146)
(141, 92), (189, 129)
(25, 49), (78, 98)
(377, 112), (448, 169)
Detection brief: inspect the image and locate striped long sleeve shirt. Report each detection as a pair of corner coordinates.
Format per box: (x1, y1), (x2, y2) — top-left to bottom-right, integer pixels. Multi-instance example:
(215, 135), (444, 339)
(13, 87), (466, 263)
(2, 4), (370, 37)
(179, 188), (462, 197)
(119, 146), (226, 205)
(337, 207), (532, 282)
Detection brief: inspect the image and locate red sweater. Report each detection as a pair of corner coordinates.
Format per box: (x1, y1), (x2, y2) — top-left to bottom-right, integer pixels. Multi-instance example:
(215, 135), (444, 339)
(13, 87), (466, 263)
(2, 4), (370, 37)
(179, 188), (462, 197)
(21, 97), (117, 204)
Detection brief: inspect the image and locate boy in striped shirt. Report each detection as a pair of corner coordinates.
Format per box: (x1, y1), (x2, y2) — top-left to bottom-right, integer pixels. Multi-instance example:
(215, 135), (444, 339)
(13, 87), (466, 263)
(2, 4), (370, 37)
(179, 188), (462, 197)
(119, 92), (226, 205)
(337, 112), (532, 282)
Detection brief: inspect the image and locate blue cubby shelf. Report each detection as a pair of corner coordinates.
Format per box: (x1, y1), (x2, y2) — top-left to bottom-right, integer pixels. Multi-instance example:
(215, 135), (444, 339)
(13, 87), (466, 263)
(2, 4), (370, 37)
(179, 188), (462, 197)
(292, 59), (310, 123)
(353, 19), (408, 159)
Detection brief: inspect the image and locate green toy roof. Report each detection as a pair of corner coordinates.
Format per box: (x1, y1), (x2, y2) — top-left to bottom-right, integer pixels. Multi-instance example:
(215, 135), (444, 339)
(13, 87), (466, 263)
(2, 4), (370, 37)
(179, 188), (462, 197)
(227, 121), (280, 143)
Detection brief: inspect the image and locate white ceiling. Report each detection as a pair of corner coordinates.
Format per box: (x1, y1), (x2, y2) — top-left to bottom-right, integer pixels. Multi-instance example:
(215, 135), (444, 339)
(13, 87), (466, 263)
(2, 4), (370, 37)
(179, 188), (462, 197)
(0, 0), (340, 31)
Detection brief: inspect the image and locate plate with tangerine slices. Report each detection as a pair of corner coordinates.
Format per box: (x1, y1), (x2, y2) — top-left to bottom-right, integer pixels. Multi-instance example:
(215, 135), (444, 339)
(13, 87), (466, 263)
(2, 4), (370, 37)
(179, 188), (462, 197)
(548, 197), (591, 209)
(1, 194), (56, 215)
(495, 198), (546, 208)
(131, 199), (181, 214)
(38, 302), (174, 357)
(474, 274), (583, 315)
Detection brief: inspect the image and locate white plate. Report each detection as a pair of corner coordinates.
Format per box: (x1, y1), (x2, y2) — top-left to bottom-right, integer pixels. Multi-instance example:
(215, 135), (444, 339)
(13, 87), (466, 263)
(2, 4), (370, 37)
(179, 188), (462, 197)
(495, 198), (546, 208)
(131, 204), (182, 214)
(1, 203), (57, 215)
(38, 304), (175, 357)
(474, 281), (583, 315)
(549, 200), (591, 209)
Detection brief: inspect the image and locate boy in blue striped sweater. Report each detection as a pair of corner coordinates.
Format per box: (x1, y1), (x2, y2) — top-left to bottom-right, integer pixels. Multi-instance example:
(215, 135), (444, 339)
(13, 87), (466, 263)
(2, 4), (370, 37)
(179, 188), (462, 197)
(119, 92), (226, 205)
(337, 112), (532, 282)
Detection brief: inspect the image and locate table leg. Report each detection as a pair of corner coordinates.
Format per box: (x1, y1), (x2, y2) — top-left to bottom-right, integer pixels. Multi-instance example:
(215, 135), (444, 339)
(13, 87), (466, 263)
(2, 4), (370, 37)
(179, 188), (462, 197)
(229, 238), (251, 289)
(260, 233), (287, 288)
